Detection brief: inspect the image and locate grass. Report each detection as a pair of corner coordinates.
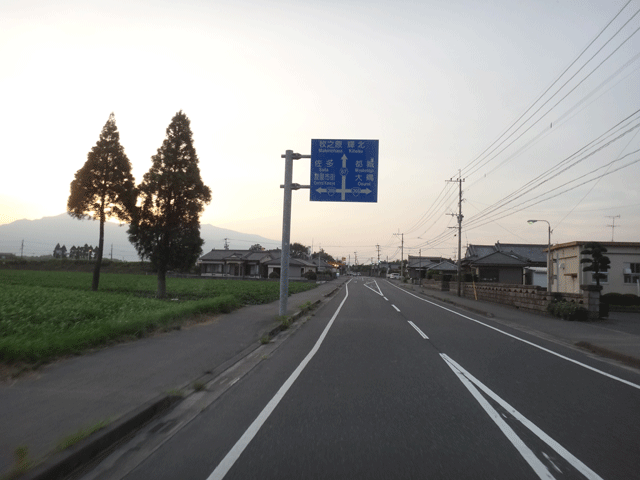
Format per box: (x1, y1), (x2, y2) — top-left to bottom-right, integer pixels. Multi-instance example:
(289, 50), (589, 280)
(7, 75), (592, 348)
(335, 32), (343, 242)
(54, 419), (111, 453)
(166, 388), (185, 397)
(193, 381), (206, 391)
(277, 315), (291, 330)
(1, 446), (32, 480)
(0, 270), (317, 364)
(299, 301), (315, 311)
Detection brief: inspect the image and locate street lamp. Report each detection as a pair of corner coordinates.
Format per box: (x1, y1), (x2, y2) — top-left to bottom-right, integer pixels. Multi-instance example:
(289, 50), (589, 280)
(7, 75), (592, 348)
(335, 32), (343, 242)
(528, 220), (552, 291)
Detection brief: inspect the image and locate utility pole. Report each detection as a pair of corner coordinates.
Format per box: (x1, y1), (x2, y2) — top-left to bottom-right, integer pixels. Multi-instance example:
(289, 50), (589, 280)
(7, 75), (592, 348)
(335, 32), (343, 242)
(376, 244), (380, 264)
(393, 231), (404, 278)
(447, 173), (464, 296)
(20, 239), (24, 259)
(606, 215), (620, 241)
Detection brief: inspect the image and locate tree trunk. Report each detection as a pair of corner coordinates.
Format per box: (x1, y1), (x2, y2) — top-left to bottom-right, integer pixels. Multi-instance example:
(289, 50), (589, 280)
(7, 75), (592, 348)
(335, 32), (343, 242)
(92, 213), (105, 291)
(157, 268), (167, 299)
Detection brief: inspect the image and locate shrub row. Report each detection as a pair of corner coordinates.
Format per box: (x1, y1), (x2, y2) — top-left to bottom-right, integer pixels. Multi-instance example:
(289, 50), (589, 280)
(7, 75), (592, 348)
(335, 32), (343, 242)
(547, 300), (588, 321)
(601, 293), (640, 306)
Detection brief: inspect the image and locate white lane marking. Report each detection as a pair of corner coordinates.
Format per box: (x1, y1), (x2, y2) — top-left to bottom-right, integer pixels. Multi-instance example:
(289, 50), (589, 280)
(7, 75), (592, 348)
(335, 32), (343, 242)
(383, 297), (388, 301)
(441, 354), (604, 480)
(392, 305), (401, 312)
(207, 280), (352, 480)
(441, 355), (555, 480)
(364, 279), (383, 296)
(543, 453), (563, 474)
(408, 321), (428, 339)
(389, 283), (640, 391)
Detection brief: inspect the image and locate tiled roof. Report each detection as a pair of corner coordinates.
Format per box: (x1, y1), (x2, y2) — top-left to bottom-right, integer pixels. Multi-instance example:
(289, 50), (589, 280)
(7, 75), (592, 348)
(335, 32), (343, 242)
(464, 243), (547, 264)
(199, 249), (273, 262)
(470, 251), (529, 266)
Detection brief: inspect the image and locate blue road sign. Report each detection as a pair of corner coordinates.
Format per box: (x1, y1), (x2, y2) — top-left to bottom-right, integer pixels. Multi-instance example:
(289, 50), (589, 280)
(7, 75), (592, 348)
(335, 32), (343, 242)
(310, 139), (379, 202)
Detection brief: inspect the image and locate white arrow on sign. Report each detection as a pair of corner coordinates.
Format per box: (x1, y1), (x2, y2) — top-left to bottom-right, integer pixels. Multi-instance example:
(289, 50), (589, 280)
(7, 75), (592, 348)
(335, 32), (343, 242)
(336, 154), (352, 200)
(316, 188), (327, 194)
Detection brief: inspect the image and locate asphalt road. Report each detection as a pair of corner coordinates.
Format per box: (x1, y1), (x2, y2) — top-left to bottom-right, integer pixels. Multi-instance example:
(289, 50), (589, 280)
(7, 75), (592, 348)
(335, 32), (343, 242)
(86, 277), (640, 479)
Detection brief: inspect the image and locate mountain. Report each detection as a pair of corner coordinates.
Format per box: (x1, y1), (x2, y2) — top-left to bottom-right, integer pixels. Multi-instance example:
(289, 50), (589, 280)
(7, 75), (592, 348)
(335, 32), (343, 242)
(0, 213), (280, 261)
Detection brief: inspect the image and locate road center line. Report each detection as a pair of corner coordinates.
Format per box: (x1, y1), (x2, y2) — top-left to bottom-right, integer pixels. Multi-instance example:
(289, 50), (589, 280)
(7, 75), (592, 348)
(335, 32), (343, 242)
(441, 354), (603, 480)
(392, 304), (400, 312)
(207, 280), (352, 480)
(389, 282), (640, 391)
(408, 321), (428, 339)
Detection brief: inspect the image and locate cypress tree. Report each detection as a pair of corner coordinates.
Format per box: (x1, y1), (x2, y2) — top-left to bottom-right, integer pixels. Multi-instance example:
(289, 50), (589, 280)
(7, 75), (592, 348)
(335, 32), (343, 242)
(68, 113), (136, 290)
(128, 111), (211, 298)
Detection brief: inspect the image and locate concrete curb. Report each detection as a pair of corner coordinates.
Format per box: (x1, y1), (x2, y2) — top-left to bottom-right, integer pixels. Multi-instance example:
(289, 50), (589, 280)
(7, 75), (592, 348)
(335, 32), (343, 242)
(16, 280), (346, 480)
(575, 341), (640, 370)
(22, 394), (181, 480)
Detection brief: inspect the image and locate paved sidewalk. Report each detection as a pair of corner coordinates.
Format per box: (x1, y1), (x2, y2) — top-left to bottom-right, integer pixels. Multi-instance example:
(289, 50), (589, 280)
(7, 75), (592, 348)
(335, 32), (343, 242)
(0, 278), (348, 479)
(395, 280), (640, 367)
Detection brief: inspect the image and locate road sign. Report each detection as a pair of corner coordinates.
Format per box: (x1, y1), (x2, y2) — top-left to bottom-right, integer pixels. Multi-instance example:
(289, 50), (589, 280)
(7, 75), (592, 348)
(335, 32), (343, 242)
(310, 139), (379, 202)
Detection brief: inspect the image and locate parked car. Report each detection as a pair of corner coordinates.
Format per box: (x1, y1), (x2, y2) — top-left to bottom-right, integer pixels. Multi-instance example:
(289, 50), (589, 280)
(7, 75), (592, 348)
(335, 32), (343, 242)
(388, 273), (399, 279)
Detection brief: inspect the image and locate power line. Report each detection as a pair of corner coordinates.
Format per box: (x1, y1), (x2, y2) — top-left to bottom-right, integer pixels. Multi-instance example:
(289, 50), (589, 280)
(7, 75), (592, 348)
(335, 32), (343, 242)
(464, 19), (640, 183)
(461, 113), (640, 230)
(461, 3), (640, 181)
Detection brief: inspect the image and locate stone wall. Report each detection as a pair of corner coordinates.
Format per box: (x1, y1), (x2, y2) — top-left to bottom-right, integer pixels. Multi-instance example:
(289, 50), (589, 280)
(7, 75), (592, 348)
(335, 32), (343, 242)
(417, 280), (599, 317)
(459, 282), (584, 314)
(421, 279), (450, 292)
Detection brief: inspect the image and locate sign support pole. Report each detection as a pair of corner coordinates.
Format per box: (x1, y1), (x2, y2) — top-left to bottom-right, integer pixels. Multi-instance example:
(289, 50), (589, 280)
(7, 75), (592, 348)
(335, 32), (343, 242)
(279, 150), (311, 317)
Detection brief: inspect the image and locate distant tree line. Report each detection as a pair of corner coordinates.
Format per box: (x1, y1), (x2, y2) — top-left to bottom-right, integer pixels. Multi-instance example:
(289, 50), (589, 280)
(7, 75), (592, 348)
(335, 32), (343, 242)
(53, 244), (99, 260)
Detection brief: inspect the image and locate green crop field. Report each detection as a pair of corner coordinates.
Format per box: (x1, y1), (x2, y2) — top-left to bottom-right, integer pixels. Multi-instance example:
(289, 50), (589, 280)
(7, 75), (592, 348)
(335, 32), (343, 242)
(0, 270), (317, 363)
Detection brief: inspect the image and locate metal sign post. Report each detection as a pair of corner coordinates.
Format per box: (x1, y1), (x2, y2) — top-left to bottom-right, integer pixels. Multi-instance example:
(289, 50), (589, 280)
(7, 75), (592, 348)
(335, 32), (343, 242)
(279, 150), (310, 317)
(279, 139), (378, 316)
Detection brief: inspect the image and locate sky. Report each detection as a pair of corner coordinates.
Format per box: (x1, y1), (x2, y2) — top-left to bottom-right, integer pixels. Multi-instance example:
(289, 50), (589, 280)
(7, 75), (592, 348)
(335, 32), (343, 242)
(1, 0), (639, 264)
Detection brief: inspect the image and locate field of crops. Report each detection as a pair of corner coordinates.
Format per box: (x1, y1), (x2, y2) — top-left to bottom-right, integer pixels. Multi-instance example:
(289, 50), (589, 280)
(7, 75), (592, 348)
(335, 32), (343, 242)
(0, 270), (317, 363)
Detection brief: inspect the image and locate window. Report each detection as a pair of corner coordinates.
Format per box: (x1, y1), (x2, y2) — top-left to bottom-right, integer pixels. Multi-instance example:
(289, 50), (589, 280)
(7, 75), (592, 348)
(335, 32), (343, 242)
(624, 263), (640, 284)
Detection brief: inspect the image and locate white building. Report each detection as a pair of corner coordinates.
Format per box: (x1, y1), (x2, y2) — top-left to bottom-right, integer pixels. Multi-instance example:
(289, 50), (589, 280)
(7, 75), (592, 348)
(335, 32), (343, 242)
(549, 241), (640, 295)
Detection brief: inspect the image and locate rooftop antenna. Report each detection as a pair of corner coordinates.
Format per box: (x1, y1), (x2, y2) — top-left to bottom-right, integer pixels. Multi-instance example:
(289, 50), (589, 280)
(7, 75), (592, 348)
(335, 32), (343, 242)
(606, 215), (620, 241)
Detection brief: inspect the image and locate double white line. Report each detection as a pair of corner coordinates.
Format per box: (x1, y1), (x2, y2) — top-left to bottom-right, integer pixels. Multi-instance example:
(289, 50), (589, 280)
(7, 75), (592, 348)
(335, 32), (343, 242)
(441, 354), (603, 480)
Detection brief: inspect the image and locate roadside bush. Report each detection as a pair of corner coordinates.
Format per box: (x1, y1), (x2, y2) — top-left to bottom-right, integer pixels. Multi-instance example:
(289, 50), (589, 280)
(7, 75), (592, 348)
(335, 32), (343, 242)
(547, 300), (588, 321)
(303, 270), (317, 281)
(601, 293), (640, 306)
(269, 271), (280, 279)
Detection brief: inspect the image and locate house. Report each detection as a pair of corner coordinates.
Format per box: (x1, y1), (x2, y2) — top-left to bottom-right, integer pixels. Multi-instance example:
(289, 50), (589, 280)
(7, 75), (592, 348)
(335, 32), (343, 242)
(312, 257), (339, 276)
(406, 255), (450, 279)
(549, 241), (640, 295)
(463, 243), (547, 286)
(0, 252), (16, 260)
(264, 254), (318, 280)
(199, 249), (276, 278)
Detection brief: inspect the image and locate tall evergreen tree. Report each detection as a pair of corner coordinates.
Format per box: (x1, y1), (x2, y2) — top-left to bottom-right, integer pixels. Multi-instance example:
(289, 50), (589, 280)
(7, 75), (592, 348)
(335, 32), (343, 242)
(581, 242), (611, 289)
(68, 113), (136, 290)
(290, 242), (309, 259)
(128, 111), (211, 298)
